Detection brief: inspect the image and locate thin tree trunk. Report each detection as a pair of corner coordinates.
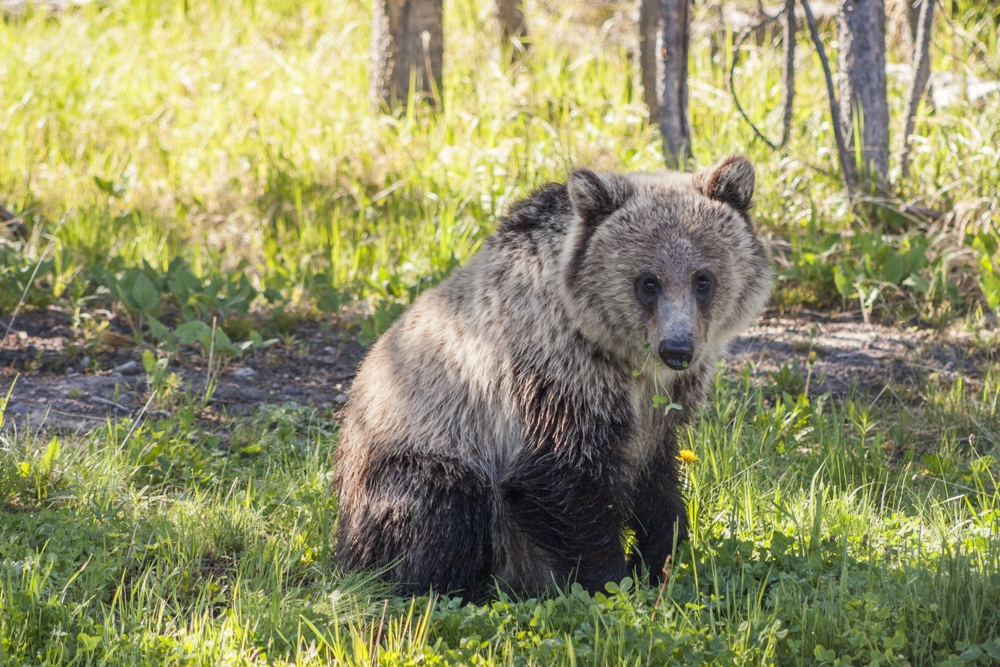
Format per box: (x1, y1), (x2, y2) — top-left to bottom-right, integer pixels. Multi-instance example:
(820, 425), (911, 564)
(640, 0), (691, 169)
(801, 0), (856, 194)
(780, 0), (796, 147)
(837, 0), (891, 192)
(370, 0), (444, 108)
(639, 0), (661, 127)
(904, 0), (920, 49)
(497, 0), (528, 51)
(900, 0), (935, 179)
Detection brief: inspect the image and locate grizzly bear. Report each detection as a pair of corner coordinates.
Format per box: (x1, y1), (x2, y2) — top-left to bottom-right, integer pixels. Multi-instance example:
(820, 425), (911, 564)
(334, 155), (771, 599)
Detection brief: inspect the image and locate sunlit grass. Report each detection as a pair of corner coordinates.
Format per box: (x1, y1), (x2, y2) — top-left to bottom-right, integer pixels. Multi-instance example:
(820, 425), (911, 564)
(1, 0), (998, 317)
(2, 2), (1000, 663)
(2, 367), (999, 665)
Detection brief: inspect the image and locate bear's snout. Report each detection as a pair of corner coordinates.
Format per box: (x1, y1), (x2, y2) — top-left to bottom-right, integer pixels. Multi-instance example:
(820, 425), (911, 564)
(658, 336), (694, 370)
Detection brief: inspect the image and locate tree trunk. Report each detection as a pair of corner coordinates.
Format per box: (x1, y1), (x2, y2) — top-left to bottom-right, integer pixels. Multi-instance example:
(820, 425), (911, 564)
(639, 0), (661, 127)
(640, 0), (691, 170)
(497, 0), (528, 50)
(780, 0), (796, 147)
(802, 0), (856, 194)
(370, 0), (444, 108)
(900, 0), (935, 178)
(837, 0), (890, 191)
(904, 0), (920, 47)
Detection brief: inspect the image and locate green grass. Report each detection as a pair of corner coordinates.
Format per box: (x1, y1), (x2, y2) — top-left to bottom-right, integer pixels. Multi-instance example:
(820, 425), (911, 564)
(1, 0), (999, 327)
(2, 365), (1000, 666)
(3, 0), (1000, 664)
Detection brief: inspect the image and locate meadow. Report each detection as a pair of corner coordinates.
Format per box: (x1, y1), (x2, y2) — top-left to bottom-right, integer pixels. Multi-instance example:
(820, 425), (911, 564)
(1, 0), (1000, 664)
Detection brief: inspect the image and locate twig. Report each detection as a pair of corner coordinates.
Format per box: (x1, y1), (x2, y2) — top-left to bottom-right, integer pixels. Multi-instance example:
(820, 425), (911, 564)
(371, 598), (389, 667)
(1, 210), (71, 347)
(91, 395), (131, 412)
(800, 0), (856, 196)
(650, 555), (672, 619)
(900, 0), (935, 179)
(729, 10), (783, 150)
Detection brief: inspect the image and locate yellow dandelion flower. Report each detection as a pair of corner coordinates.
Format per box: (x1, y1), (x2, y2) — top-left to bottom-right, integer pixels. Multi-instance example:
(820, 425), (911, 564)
(676, 449), (698, 464)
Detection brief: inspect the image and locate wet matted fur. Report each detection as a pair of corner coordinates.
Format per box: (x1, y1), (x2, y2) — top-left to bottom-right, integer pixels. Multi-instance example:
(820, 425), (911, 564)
(334, 155), (772, 599)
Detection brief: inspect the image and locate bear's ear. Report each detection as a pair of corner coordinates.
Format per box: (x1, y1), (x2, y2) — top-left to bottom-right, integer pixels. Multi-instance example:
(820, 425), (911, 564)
(567, 169), (632, 225)
(693, 155), (755, 213)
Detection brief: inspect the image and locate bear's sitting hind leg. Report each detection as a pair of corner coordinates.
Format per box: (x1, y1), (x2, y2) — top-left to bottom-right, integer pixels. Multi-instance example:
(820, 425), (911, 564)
(501, 448), (629, 594)
(335, 451), (493, 600)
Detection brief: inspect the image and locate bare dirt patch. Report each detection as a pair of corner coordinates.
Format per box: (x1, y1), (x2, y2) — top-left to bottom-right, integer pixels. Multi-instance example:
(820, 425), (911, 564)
(1, 310), (996, 433)
(729, 312), (996, 395)
(1, 314), (367, 433)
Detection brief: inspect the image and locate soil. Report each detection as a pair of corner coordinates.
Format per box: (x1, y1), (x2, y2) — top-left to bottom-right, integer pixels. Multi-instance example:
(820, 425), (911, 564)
(1, 309), (996, 433)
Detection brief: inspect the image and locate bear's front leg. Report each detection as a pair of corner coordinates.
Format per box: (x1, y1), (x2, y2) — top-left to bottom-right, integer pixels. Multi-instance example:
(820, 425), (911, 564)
(627, 445), (689, 585)
(501, 444), (629, 593)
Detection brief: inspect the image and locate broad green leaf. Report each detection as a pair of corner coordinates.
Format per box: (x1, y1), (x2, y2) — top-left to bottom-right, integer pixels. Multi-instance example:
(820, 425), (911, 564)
(903, 274), (930, 294)
(980, 270), (1000, 311)
(39, 437), (60, 475)
(131, 272), (159, 312)
(142, 349), (158, 374)
(983, 639), (1000, 660)
(167, 267), (201, 299)
(880, 251), (906, 285)
(175, 320), (213, 346)
(833, 266), (853, 298)
(212, 327), (234, 352)
(147, 315), (172, 342)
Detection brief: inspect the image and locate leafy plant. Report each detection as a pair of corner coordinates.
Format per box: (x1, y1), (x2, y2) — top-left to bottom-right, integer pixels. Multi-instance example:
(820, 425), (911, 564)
(780, 228), (960, 321)
(973, 228), (1000, 313)
(769, 359), (808, 397)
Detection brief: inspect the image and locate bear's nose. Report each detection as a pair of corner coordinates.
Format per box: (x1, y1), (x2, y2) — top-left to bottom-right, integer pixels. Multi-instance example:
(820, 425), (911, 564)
(658, 337), (693, 371)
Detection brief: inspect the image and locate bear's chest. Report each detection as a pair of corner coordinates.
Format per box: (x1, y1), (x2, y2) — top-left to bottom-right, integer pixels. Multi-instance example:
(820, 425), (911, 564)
(623, 373), (684, 468)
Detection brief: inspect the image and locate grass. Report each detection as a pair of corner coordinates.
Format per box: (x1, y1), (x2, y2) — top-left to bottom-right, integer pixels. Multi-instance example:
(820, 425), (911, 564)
(3, 0), (1000, 664)
(1, 0), (999, 329)
(2, 364), (1000, 666)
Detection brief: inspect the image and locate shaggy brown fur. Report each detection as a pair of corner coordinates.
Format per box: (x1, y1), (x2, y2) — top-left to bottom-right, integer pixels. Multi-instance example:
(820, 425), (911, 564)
(334, 155), (772, 600)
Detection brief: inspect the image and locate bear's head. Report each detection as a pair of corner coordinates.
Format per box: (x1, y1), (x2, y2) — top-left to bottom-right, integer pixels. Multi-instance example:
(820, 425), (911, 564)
(559, 155), (772, 374)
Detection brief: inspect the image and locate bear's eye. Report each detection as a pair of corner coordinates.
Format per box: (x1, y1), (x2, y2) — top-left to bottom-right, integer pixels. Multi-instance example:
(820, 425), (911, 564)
(635, 274), (660, 307)
(693, 271), (714, 303)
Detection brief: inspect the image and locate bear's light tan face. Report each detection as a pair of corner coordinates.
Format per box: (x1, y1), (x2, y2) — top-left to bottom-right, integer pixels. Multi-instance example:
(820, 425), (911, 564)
(561, 157), (772, 374)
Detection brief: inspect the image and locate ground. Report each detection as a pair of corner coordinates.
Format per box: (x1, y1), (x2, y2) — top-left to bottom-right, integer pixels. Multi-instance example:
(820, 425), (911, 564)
(0, 310), (992, 432)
